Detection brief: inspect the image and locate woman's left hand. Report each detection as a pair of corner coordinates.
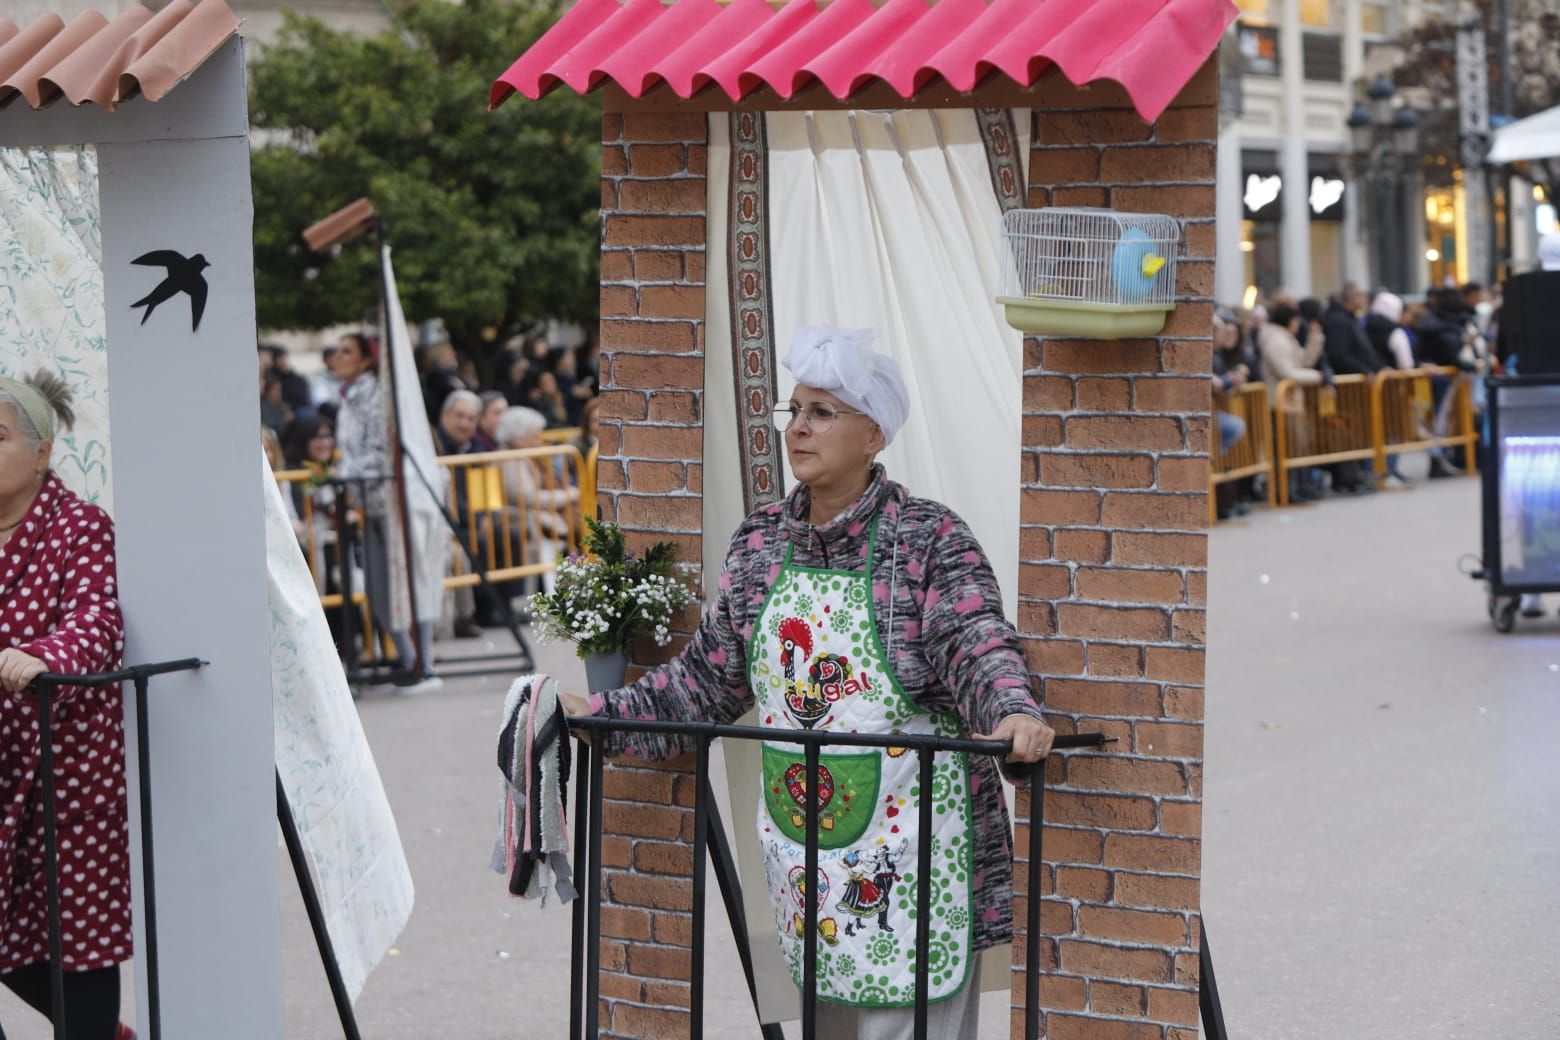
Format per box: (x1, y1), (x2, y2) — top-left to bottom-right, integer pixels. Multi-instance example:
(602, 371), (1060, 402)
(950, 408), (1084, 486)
(972, 713), (1056, 765)
(0, 649), (49, 694)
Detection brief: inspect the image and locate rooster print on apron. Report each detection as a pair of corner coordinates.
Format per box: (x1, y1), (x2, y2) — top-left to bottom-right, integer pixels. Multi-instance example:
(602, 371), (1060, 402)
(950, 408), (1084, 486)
(748, 518), (974, 1008)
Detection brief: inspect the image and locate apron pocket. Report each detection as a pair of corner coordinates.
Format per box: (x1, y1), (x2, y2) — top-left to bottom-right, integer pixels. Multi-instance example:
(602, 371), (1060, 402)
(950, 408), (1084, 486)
(761, 744), (880, 850)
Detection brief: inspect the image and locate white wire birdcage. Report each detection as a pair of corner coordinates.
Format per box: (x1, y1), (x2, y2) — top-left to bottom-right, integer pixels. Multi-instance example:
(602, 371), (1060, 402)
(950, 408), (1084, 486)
(997, 208), (1182, 337)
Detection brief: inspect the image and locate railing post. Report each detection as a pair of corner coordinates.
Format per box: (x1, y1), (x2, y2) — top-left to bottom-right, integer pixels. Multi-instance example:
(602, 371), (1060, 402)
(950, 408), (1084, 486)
(570, 741), (591, 1040)
(585, 744), (605, 1040)
(912, 749), (935, 1040)
(690, 737), (711, 1040)
(33, 685), (67, 1040)
(802, 742), (820, 1040)
(133, 672), (164, 1040)
(1024, 758), (1046, 1040)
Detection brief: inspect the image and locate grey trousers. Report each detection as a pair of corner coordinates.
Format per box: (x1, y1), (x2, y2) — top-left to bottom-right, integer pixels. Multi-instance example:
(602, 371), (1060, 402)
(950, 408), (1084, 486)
(813, 961), (981, 1040)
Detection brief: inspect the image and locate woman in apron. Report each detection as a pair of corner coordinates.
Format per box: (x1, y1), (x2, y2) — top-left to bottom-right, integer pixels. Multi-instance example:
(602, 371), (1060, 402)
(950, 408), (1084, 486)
(563, 327), (1054, 1039)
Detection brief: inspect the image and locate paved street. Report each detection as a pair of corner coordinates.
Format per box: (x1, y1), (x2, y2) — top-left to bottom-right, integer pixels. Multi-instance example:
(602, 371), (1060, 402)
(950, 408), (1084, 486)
(1203, 462), (1560, 1039)
(2, 464), (1556, 1038)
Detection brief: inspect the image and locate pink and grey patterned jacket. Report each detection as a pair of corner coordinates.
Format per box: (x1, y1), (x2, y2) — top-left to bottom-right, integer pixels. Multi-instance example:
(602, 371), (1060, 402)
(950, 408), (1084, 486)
(591, 465), (1045, 952)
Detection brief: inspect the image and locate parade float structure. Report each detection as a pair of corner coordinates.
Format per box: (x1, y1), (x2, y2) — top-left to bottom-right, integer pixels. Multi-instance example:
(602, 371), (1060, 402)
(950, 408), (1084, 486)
(492, 0), (1236, 1036)
(1, 6), (412, 1038)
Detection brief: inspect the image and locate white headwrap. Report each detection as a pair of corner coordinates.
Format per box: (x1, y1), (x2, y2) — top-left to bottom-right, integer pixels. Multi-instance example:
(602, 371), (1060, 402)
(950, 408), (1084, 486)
(783, 326), (910, 446)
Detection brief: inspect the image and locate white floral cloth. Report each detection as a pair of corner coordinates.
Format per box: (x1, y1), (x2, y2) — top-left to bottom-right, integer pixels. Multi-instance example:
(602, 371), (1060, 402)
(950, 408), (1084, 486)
(0, 146), (111, 508)
(264, 454), (414, 1000)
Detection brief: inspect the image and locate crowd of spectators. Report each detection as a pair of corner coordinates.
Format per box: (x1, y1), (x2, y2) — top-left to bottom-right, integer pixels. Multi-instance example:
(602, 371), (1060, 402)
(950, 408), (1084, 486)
(259, 330), (602, 678)
(1211, 280), (1496, 519)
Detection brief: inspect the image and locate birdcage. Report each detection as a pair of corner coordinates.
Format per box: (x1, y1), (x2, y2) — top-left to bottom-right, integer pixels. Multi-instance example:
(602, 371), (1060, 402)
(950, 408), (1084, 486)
(997, 208), (1181, 338)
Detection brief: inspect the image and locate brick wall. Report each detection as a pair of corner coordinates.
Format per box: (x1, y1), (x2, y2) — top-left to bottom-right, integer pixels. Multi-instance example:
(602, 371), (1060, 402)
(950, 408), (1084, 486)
(1012, 62), (1217, 1039)
(593, 109), (710, 1038)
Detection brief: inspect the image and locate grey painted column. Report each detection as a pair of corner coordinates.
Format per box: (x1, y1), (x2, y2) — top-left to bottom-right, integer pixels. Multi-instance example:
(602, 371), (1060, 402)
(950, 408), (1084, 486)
(1278, 0), (1312, 295)
(1404, 169), (1430, 292)
(1340, 0), (1368, 285)
(1216, 124), (1246, 305)
(1, 39), (285, 1039)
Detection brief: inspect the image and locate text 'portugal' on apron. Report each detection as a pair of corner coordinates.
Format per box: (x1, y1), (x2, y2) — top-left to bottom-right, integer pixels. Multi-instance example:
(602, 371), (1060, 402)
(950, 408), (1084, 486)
(747, 517), (975, 1008)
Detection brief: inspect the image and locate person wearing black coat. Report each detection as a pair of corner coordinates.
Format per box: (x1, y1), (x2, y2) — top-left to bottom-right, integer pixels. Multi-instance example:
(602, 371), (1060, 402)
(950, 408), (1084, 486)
(1320, 283), (1382, 376)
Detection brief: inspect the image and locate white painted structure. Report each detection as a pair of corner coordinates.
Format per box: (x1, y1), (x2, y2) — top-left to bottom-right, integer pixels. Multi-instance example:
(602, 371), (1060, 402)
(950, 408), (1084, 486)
(0, 39), (284, 1039)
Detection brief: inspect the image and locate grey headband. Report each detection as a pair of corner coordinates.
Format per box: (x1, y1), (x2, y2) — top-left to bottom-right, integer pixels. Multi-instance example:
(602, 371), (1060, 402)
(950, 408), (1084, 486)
(0, 376), (54, 443)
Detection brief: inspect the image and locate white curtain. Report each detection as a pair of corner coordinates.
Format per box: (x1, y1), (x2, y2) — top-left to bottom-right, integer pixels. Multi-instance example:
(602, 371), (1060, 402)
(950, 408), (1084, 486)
(703, 109), (1030, 1022)
(0, 146), (111, 508)
(768, 108), (1024, 619)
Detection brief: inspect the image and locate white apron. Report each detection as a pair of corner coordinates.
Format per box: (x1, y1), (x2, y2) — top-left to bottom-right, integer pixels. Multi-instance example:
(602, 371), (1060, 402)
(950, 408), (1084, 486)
(748, 517), (975, 1008)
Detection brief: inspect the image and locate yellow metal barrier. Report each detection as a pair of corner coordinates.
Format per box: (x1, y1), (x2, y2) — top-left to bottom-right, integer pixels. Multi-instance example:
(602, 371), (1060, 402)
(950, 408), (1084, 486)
(540, 427), (581, 446)
(272, 468), (387, 651)
(275, 441), (597, 619)
(1271, 373), (1374, 505)
(1369, 366), (1479, 478)
(437, 444), (590, 589)
(1208, 381), (1276, 521)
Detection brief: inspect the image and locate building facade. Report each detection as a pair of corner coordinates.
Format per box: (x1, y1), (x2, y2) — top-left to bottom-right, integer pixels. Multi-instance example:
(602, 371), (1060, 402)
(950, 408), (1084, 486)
(1214, 0), (1474, 307)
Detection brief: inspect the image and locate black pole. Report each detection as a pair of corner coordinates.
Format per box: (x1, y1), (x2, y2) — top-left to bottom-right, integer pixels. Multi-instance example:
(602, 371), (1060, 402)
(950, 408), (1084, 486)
(912, 750), (935, 1040)
(1024, 758), (1046, 1040)
(34, 688), (66, 1040)
(276, 770), (364, 1040)
(373, 217), (426, 676)
(690, 738), (711, 1040)
(802, 742), (819, 1040)
(134, 674), (163, 1040)
(702, 785), (785, 1040)
(584, 747), (604, 1039)
(1200, 925), (1230, 1040)
(569, 741), (591, 1040)
(334, 490), (360, 672)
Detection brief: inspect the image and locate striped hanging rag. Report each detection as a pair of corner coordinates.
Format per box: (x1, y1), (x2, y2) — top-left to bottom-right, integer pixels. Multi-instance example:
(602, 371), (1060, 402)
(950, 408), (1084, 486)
(490, 673), (577, 904)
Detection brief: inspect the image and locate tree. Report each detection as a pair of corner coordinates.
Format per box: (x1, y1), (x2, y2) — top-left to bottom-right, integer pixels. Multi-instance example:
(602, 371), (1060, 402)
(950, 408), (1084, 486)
(1390, 0), (1560, 180)
(249, 0), (600, 368)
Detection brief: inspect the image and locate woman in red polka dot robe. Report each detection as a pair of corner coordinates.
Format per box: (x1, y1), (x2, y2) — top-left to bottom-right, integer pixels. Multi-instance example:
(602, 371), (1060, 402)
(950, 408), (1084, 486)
(0, 372), (129, 1038)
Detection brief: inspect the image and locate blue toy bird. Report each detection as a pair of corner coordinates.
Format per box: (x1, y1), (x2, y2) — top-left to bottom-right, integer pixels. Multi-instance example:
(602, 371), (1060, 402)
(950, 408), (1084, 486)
(1110, 228), (1166, 303)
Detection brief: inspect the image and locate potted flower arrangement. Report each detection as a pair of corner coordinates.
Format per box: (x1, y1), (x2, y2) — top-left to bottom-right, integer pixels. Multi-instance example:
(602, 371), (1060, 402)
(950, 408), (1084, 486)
(530, 517), (697, 691)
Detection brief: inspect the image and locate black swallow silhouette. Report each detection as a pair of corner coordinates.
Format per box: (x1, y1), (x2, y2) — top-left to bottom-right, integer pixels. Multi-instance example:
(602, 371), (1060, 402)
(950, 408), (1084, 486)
(130, 250), (210, 331)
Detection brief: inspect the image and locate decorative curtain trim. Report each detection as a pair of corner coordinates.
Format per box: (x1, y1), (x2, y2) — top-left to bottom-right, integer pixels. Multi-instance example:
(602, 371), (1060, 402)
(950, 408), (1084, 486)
(975, 108), (1024, 214)
(727, 110), (784, 511)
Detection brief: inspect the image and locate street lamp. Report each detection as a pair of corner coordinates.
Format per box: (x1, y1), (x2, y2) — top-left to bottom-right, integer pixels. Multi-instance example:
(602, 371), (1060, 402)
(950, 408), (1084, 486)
(1348, 76), (1420, 292)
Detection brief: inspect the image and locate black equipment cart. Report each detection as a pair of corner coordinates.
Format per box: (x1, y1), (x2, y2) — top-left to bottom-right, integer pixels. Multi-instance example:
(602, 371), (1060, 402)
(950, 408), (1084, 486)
(1476, 374), (1560, 631)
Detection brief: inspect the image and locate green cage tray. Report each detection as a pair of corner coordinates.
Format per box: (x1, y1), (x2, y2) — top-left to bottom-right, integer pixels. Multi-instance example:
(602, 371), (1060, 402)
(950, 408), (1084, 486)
(997, 296), (1172, 338)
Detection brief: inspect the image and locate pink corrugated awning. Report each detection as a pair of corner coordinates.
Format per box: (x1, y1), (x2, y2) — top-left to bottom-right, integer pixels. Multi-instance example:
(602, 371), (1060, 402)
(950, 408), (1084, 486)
(0, 0), (241, 111)
(490, 0), (1237, 123)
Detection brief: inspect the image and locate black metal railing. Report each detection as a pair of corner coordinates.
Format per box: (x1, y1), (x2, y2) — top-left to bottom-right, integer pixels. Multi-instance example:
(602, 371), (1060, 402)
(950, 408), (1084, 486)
(563, 717), (1108, 1040)
(28, 657), (205, 1040)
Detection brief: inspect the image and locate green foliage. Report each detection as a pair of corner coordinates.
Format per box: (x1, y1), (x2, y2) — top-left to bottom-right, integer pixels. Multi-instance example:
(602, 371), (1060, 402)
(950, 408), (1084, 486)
(531, 520), (697, 658)
(248, 0), (600, 361)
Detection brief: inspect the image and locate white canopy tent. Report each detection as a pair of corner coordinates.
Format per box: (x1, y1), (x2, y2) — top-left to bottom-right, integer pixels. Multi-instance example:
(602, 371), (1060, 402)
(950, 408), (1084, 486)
(1489, 103), (1560, 164)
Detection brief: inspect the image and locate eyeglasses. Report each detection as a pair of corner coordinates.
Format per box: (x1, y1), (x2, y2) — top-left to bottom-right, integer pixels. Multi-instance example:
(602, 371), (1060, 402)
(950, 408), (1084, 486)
(771, 402), (869, 433)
